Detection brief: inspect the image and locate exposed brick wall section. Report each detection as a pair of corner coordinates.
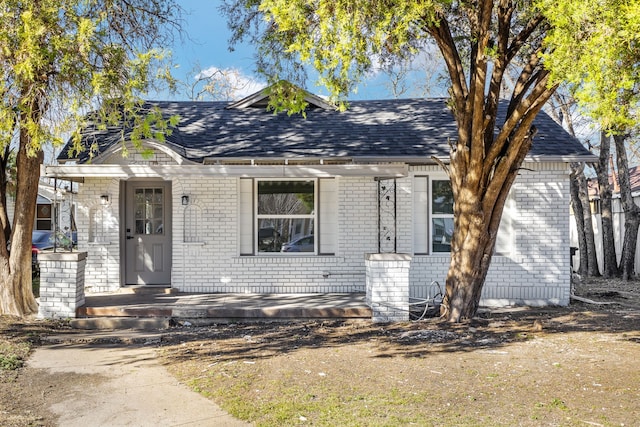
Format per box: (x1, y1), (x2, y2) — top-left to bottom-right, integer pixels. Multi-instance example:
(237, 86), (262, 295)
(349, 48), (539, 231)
(483, 165), (571, 306)
(38, 252), (86, 319)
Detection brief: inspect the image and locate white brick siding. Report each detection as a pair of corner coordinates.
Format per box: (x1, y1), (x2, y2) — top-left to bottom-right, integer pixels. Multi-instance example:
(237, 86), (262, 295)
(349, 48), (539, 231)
(366, 253), (411, 322)
(76, 177), (121, 292)
(77, 159), (571, 306)
(38, 252), (86, 319)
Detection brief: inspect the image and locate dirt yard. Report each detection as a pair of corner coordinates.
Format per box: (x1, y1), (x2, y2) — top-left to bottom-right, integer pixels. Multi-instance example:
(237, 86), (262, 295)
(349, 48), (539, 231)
(1, 276), (639, 426)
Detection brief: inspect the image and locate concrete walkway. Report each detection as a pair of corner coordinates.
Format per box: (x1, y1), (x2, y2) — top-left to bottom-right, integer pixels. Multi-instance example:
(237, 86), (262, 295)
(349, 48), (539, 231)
(28, 336), (251, 427)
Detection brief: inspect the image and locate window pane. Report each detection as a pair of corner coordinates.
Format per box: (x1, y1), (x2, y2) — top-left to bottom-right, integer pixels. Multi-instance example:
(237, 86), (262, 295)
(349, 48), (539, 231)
(134, 187), (163, 235)
(432, 180), (453, 214)
(258, 181), (314, 215)
(432, 217), (454, 252)
(257, 218), (314, 253)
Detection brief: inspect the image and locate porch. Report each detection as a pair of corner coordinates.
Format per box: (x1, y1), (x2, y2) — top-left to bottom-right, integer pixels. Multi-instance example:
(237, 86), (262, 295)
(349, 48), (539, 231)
(70, 289), (372, 329)
(37, 252), (421, 328)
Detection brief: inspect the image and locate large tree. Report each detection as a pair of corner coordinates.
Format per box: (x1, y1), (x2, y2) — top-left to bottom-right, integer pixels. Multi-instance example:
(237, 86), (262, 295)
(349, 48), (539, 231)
(224, 0), (630, 321)
(0, 0), (182, 316)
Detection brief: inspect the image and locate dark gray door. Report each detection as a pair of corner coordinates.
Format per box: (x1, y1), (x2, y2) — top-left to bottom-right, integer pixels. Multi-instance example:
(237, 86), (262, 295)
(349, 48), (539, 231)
(124, 181), (172, 285)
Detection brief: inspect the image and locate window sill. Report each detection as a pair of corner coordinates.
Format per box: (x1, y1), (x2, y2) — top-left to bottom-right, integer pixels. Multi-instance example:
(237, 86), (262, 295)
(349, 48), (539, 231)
(234, 255), (342, 264)
(412, 253), (519, 263)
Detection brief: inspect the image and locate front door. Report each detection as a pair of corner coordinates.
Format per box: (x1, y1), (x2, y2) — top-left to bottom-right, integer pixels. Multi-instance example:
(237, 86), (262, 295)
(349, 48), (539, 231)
(124, 180), (172, 285)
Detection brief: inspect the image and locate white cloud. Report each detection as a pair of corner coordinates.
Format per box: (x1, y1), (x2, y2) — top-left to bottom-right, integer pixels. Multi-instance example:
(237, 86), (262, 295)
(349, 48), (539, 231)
(194, 66), (265, 101)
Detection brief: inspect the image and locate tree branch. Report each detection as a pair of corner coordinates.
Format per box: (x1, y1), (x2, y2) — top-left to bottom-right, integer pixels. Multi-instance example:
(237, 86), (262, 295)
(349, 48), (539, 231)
(425, 14), (468, 116)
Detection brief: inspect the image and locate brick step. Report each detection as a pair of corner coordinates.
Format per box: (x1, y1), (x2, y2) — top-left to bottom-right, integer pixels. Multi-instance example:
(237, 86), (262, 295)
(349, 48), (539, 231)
(116, 286), (177, 295)
(70, 317), (171, 331)
(77, 306), (371, 321)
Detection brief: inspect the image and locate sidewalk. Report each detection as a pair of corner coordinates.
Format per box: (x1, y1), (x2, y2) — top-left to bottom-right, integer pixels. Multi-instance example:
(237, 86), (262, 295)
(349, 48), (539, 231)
(28, 335), (251, 427)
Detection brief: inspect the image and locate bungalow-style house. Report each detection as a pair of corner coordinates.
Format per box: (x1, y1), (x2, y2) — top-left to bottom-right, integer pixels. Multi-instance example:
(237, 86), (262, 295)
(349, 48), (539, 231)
(44, 87), (595, 315)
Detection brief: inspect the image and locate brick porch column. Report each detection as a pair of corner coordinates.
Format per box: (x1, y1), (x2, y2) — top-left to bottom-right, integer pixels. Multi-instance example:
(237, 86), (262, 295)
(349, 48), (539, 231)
(365, 253), (411, 322)
(38, 252), (87, 319)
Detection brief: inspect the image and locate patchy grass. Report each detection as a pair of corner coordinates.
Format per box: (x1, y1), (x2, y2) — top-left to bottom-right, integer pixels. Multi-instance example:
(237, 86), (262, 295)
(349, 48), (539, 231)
(158, 304), (640, 426)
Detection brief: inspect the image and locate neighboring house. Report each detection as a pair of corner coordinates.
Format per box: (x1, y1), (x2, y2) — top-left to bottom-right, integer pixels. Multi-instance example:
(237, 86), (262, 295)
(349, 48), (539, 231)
(44, 86), (595, 307)
(6, 180), (77, 235)
(571, 166), (640, 274)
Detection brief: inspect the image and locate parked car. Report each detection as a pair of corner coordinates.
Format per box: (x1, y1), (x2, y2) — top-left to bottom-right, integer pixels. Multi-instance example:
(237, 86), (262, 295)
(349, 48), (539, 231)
(7, 231), (73, 274)
(32, 230), (73, 252)
(281, 235), (314, 252)
(31, 230), (74, 269)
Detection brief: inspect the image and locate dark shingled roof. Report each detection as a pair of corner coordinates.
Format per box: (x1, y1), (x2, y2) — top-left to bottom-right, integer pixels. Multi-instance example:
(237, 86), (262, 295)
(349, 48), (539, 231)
(57, 98), (593, 164)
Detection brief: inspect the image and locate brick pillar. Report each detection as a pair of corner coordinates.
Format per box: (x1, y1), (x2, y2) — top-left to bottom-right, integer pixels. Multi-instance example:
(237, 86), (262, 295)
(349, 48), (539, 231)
(38, 252), (87, 319)
(365, 253), (411, 322)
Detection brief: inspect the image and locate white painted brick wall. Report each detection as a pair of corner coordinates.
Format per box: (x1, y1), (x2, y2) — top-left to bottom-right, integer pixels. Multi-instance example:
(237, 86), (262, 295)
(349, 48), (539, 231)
(366, 253), (411, 322)
(38, 252), (86, 319)
(77, 160), (571, 307)
(77, 178), (121, 292)
(408, 162), (571, 307)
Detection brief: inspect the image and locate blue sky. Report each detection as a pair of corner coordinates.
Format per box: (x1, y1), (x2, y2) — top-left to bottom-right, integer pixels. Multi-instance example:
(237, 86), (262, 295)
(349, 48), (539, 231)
(164, 0), (442, 101)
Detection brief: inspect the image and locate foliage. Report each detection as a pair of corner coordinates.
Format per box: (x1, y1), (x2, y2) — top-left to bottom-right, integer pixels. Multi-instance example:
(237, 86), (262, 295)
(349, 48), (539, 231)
(0, 352), (23, 370)
(224, 0), (439, 107)
(0, 0), (182, 159)
(540, 0), (640, 279)
(0, 0), (183, 317)
(0, 340), (29, 371)
(539, 0), (640, 132)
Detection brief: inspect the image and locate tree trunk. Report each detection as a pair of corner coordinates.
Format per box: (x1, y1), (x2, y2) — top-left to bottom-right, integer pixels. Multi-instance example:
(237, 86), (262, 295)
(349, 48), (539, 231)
(0, 146), (11, 246)
(442, 193), (503, 320)
(570, 163), (589, 275)
(613, 133), (639, 280)
(0, 127), (41, 316)
(440, 105), (536, 322)
(575, 163), (600, 276)
(427, 2), (556, 321)
(594, 133), (619, 278)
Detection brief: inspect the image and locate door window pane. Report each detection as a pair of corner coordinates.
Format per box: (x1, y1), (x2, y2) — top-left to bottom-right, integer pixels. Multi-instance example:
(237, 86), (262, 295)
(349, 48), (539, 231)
(135, 187), (164, 235)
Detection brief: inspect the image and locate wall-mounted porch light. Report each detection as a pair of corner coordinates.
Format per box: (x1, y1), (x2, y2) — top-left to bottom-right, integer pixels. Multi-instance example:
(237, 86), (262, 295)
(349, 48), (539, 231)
(181, 195), (189, 206)
(100, 194), (109, 205)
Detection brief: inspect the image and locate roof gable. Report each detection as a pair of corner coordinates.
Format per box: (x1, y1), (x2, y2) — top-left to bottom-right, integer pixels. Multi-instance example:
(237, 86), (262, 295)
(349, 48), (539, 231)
(226, 82), (335, 111)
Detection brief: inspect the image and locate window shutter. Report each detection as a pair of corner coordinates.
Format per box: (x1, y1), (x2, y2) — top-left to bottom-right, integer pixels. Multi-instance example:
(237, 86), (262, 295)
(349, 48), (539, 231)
(318, 178), (337, 254)
(495, 192), (514, 255)
(239, 178), (253, 255)
(413, 176), (429, 254)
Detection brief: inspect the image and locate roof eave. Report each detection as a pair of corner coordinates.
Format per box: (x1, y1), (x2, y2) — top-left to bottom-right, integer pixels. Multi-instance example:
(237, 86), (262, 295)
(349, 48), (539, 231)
(524, 154), (599, 163)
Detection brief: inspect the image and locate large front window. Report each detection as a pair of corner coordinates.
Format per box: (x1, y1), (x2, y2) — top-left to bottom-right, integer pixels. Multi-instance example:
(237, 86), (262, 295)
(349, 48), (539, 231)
(256, 180), (316, 253)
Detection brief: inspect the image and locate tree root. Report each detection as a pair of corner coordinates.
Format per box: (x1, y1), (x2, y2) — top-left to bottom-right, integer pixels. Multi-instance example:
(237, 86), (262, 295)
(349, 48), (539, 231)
(570, 294), (616, 305)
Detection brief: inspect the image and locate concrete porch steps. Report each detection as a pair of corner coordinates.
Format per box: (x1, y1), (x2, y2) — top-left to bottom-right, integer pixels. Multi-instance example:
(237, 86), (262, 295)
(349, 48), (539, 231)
(73, 291), (372, 330)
